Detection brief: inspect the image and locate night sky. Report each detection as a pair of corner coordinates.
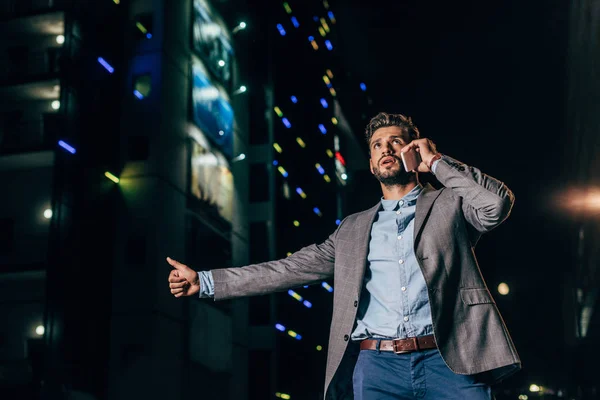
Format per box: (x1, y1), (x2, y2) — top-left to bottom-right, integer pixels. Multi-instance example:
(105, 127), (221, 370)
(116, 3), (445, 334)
(335, 0), (571, 391)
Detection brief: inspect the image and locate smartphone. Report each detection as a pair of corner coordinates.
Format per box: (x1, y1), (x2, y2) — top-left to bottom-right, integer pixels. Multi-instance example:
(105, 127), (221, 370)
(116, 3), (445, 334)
(401, 147), (422, 172)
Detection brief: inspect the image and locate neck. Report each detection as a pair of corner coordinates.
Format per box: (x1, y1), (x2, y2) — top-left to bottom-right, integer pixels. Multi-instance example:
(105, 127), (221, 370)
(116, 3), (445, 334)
(380, 178), (419, 200)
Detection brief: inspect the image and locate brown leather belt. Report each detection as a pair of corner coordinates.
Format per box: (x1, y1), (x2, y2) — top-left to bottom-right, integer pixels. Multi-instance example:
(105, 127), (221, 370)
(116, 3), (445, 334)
(360, 335), (437, 354)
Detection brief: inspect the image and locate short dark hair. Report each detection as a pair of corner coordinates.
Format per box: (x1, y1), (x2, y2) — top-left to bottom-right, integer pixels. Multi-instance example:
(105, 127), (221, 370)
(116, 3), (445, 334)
(364, 112), (420, 146)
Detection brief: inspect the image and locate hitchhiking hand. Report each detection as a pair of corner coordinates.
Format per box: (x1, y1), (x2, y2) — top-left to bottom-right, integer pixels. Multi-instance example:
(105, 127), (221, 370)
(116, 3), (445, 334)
(167, 257), (200, 297)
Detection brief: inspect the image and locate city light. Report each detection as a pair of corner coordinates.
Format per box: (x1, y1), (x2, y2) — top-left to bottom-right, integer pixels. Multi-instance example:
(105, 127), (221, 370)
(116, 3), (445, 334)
(322, 282), (333, 292)
(335, 219), (341, 225)
(58, 140), (76, 154)
(323, 75), (331, 85)
(56, 35), (65, 44)
(518, 395), (528, 400)
(316, 345), (323, 351)
(278, 166), (289, 177)
(320, 17), (331, 32)
(323, 0), (330, 9)
(273, 143), (283, 153)
(328, 11), (336, 23)
(274, 106), (283, 117)
(105, 171), (120, 183)
(232, 153), (246, 162)
(323, 174), (331, 183)
(113, 0), (120, 4)
(51, 100), (60, 110)
(277, 23), (287, 36)
(35, 325), (45, 336)
(296, 137), (306, 148)
(275, 323), (286, 332)
(319, 27), (326, 37)
(234, 85), (247, 94)
(296, 187), (307, 199)
(288, 290), (303, 301)
(218, 59), (225, 67)
(233, 21), (247, 34)
(97, 57), (114, 73)
(283, 2), (292, 14)
(308, 36), (319, 50)
(329, 87), (337, 96)
(335, 151), (346, 166)
(290, 95), (298, 103)
(498, 283), (510, 295)
(326, 69), (334, 78)
(133, 90), (144, 99)
(320, 98), (329, 108)
(288, 330), (301, 340)
(529, 384), (541, 393)
(319, 124), (327, 134)
(303, 300), (312, 308)
(325, 40), (333, 51)
(326, 149), (334, 158)
(341, 173), (348, 180)
(291, 16), (300, 28)
(293, 220), (300, 227)
(276, 392), (291, 399)
(313, 207), (322, 217)
(315, 163), (325, 175)
(43, 209), (53, 219)
(282, 118), (292, 128)
(360, 82), (367, 91)
(136, 22), (148, 34)
(331, 117), (338, 125)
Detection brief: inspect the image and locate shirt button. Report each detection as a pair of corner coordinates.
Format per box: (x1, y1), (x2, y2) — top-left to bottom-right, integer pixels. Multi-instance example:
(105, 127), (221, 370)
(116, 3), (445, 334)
(397, 235), (402, 240)
(353, 300), (358, 307)
(343, 335), (349, 341)
(401, 286), (407, 291)
(398, 259), (404, 264)
(399, 200), (404, 206)
(396, 210), (401, 215)
(403, 316), (409, 322)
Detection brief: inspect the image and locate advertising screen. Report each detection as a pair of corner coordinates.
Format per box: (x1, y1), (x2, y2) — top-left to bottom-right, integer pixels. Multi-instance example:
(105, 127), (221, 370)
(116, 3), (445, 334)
(192, 0), (234, 89)
(191, 60), (234, 158)
(190, 138), (233, 223)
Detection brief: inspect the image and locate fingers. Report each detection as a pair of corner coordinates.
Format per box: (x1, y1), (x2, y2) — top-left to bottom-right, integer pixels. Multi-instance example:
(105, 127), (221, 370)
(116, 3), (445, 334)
(169, 280), (188, 289)
(171, 287), (185, 295)
(166, 257), (188, 271)
(168, 270), (186, 283)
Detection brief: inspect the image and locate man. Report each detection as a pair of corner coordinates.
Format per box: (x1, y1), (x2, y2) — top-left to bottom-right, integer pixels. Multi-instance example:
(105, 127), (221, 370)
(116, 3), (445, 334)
(167, 112), (521, 399)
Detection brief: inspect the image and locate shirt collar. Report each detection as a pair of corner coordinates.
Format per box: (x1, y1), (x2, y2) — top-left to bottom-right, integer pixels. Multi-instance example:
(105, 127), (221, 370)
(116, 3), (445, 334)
(380, 184), (423, 211)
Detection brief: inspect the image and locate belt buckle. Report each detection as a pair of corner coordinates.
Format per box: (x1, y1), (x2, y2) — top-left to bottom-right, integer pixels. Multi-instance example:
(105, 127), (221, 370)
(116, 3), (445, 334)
(392, 337), (418, 354)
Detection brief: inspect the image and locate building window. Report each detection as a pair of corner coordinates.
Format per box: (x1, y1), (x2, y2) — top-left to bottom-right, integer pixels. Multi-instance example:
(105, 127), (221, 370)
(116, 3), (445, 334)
(133, 74), (152, 99)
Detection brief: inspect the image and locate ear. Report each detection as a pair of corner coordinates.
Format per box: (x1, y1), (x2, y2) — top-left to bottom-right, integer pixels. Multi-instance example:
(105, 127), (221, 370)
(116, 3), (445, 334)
(369, 159), (375, 175)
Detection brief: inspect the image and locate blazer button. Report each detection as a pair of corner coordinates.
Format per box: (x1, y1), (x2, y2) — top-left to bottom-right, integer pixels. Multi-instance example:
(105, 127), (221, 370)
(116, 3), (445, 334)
(459, 166), (465, 172)
(353, 300), (358, 307)
(343, 335), (349, 341)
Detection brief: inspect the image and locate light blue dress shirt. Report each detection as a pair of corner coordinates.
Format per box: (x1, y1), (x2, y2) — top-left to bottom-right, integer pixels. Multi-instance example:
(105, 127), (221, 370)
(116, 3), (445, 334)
(351, 184), (433, 340)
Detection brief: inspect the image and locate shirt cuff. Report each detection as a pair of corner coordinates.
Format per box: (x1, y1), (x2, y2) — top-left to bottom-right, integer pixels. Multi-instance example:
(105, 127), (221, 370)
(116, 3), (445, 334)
(198, 270), (215, 298)
(431, 158), (442, 174)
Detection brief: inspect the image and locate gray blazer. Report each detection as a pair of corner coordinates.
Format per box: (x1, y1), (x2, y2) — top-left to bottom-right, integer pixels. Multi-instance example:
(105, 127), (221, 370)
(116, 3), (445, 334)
(212, 156), (521, 399)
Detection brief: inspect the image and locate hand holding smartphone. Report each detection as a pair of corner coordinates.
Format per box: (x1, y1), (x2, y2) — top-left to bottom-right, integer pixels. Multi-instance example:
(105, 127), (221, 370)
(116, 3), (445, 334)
(401, 147), (422, 172)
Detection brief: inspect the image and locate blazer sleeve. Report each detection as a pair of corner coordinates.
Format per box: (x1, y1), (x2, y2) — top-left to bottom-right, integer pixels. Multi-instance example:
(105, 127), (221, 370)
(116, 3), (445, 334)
(432, 155), (515, 233)
(211, 229), (338, 301)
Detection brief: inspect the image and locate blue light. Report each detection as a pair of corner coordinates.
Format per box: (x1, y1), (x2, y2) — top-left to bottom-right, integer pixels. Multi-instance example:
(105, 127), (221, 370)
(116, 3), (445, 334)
(58, 140), (76, 154)
(318, 124), (327, 134)
(360, 82), (367, 91)
(290, 95), (298, 103)
(146, 33), (152, 39)
(326, 83), (332, 88)
(133, 90), (144, 99)
(325, 40), (333, 51)
(277, 23), (286, 36)
(303, 285), (309, 288)
(308, 36), (315, 42)
(296, 187), (303, 195)
(328, 11), (335, 20)
(313, 16), (319, 22)
(291, 16), (300, 28)
(275, 323), (286, 332)
(313, 207), (321, 215)
(282, 171), (289, 178)
(303, 300), (312, 308)
(97, 57), (114, 73)
(322, 281), (334, 293)
(316, 165), (325, 174)
(336, 219), (341, 225)
(295, 334), (302, 340)
(282, 117), (292, 128)
(273, 160), (279, 166)
(320, 98), (329, 108)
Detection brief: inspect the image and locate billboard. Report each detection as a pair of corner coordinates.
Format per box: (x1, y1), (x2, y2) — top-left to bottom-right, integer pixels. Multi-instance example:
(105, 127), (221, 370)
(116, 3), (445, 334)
(191, 60), (234, 158)
(192, 0), (234, 90)
(190, 138), (233, 223)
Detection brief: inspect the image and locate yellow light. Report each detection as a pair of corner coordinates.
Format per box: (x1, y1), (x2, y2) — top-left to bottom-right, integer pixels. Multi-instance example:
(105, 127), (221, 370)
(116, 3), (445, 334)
(323, 75), (331, 85)
(318, 27), (326, 37)
(329, 13), (336, 24)
(288, 330), (297, 338)
(135, 22), (147, 34)
(326, 149), (334, 158)
(529, 384), (540, 393)
(518, 395), (529, 400)
(56, 35), (65, 44)
(310, 40), (319, 50)
(278, 166), (288, 177)
(281, 394), (291, 400)
(320, 18), (330, 33)
(329, 87), (337, 97)
(35, 325), (45, 336)
(323, 0), (330, 9)
(105, 171), (120, 183)
(293, 220), (300, 227)
(498, 283), (509, 295)
(331, 117), (338, 125)
(299, 192), (307, 199)
(296, 137), (306, 148)
(323, 174), (331, 183)
(43, 209), (53, 219)
(274, 106), (283, 117)
(286, 252), (292, 257)
(326, 69), (334, 79)
(113, 0), (120, 4)
(283, 2), (292, 14)
(273, 143), (283, 153)
(289, 290), (302, 301)
(316, 345), (323, 351)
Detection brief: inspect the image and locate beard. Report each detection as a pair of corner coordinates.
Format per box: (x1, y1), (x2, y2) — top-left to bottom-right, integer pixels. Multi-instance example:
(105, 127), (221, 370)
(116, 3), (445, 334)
(372, 156), (415, 186)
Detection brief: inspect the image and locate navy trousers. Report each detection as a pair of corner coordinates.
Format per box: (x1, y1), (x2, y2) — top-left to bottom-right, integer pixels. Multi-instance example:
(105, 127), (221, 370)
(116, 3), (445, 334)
(352, 348), (492, 400)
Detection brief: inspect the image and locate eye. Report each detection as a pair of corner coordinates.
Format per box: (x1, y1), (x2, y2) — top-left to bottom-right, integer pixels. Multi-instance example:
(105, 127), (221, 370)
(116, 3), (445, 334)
(373, 143), (380, 149)
(393, 139), (401, 144)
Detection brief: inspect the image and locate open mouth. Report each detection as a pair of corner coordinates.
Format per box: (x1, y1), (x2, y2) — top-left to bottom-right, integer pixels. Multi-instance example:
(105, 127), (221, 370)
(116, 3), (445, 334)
(380, 156), (396, 167)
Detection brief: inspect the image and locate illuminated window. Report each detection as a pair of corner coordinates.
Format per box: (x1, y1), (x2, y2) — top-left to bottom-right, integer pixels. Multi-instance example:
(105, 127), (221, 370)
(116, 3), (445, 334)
(133, 74), (151, 99)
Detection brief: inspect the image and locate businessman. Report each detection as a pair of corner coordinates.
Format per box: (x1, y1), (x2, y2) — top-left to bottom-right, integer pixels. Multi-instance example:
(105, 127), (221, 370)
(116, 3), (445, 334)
(167, 112), (521, 399)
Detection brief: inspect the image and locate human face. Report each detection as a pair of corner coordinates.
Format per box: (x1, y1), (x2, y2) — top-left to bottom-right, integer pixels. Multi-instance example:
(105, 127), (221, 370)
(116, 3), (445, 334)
(368, 126), (414, 186)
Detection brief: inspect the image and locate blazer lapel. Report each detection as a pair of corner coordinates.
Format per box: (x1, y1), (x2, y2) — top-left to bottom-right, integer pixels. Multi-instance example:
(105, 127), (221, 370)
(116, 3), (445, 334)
(414, 184), (443, 244)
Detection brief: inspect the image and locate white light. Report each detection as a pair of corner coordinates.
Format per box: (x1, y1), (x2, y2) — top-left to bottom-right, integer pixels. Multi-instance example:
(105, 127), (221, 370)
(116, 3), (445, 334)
(54, 85), (60, 92)
(35, 325), (45, 336)
(43, 209), (53, 219)
(233, 153), (246, 162)
(56, 35), (65, 44)
(518, 395), (529, 400)
(529, 384), (541, 393)
(234, 85), (247, 95)
(218, 60), (225, 67)
(51, 100), (60, 110)
(218, 130), (224, 136)
(240, 22), (247, 29)
(341, 173), (347, 180)
(498, 282), (509, 295)
(233, 21), (247, 33)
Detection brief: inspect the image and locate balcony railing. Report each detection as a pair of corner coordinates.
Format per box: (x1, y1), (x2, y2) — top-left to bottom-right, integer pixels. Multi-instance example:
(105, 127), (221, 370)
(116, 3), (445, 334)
(0, 48), (61, 83)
